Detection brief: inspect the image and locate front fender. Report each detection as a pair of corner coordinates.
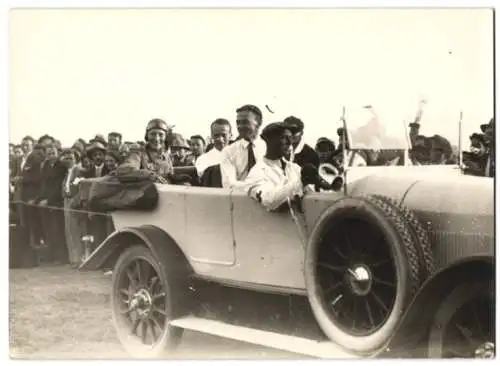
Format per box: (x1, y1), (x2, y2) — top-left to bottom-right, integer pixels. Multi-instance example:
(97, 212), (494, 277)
(385, 257), (494, 352)
(78, 225), (191, 273)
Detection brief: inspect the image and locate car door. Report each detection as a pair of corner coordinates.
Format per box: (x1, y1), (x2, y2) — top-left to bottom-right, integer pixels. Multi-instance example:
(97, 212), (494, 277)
(229, 190), (307, 291)
(184, 186), (235, 265)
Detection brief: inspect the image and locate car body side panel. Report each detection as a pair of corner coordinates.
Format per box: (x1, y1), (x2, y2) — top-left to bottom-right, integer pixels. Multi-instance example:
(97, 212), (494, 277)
(223, 191), (307, 290)
(111, 184), (188, 250)
(184, 187), (235, 265)
(301, 191), (346, 233)
(401, 175), (494, 269)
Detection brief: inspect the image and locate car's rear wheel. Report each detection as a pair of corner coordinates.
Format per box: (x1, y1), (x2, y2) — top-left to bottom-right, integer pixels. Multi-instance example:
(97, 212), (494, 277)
(428, 281), (494, 358)
(111, 245), (184, 358)
(305, 195), (422, 355)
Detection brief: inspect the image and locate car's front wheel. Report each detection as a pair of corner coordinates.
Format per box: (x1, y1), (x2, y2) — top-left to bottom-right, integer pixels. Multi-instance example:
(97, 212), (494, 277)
(427, 281), (494, 358)
(111, 245), (184, 358)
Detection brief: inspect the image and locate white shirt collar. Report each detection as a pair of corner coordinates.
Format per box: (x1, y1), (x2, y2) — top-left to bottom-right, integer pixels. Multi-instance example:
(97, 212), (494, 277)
(294, 139), (305, 155)
(263, 157), (287, 167)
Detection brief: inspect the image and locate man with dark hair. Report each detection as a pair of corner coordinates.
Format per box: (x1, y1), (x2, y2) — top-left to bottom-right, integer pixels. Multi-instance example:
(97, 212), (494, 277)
(38, 134), (55, 147)
(315, 137), (336, 164)
(107, 132), (122, 150)
(283, 116), (320, 168)
(196, 118), (232, 178)
(220, 104), (265, 188)
(19, 141), (45, 252)
(189, 135), (206, 163)
(37, 144), (68, 263)
(429, 134), (453, 165)
(244, 122), (316, 211)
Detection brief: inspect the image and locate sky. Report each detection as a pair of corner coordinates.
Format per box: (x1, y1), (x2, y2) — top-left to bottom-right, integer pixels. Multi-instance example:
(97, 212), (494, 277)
(9, 8), (494, 148)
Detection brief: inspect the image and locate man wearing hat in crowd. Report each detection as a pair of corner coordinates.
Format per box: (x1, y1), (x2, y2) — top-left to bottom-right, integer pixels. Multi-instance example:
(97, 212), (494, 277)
(89, 134), (107, 146)
(283, 116), (320, 168)
(220, 104), (266, 188)
(244, 122), (317, 212)
(481, 118), (495, 177)
(107, 132), (122, 150)
(169, 133), (193, 167)
(122, 118), (174, 181)
(463, 133), (488, 176)
(81, 141), (108, 178)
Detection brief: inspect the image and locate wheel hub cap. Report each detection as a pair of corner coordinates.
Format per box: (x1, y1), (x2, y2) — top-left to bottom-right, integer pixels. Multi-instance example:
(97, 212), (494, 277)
(346, 264), (373, 296)
(129, 288), (153, 318)
(475, 342), (495, 359)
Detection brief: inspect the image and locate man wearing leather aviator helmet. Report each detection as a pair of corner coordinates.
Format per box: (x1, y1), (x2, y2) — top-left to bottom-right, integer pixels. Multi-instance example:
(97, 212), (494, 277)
(124, 118), (174, 181)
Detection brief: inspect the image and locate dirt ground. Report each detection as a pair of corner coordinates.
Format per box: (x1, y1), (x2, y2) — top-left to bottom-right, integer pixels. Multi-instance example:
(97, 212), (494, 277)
(9, 265), (300, 360)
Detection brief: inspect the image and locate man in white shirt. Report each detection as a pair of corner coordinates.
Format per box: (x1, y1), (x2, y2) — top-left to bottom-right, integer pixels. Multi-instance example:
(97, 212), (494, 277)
(220, 104), (266, 188)
(195, 118), (232, 177)
(244, 122), (317, 212)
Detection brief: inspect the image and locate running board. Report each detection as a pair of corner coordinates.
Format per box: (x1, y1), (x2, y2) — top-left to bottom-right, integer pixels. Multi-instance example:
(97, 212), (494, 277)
(170, 316), (358, 359)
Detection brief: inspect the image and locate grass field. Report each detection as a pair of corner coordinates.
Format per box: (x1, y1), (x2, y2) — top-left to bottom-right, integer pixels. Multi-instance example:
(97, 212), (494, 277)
(9, 265), (298, 360)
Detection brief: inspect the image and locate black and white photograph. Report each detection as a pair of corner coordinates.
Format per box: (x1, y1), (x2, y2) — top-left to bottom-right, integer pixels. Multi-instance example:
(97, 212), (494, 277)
(5, 2), (496, 361)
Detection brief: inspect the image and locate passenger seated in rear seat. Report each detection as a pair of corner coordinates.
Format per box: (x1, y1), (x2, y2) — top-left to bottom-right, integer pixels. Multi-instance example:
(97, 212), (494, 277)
(220, 104), (266, 188)
(121, 119), (174, 182)
(244, 122), (317, 212)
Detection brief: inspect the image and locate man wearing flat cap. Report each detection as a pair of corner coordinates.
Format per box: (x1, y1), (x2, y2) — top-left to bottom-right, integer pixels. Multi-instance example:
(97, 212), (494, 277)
(244, 122), (317, 211)
(283, 116), (320, 168)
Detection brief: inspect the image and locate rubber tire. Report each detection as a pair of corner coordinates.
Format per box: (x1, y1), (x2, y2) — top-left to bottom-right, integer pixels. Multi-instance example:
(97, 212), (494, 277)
(304, 195), (421, 355)
(372, 195), (436, 280)
(427, 281), (493, 358)
(111, 245), (185, 358)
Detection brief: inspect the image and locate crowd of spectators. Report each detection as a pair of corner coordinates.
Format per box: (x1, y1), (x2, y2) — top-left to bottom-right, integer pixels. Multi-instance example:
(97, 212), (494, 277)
(8, 105), (494, 269)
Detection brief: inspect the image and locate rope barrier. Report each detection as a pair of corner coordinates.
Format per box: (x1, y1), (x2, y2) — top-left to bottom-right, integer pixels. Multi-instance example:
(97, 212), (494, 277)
(10, 199), (113, 217)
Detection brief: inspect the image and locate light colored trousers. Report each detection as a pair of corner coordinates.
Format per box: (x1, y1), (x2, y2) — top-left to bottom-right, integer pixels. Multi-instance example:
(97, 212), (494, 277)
(63, 197), (85, 265)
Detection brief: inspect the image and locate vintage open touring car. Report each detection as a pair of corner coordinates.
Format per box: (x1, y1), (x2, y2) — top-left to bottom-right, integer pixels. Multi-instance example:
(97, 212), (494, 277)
(79, 117), (495, 359)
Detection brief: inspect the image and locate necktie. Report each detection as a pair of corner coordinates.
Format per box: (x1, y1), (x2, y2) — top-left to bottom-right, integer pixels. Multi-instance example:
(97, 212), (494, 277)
(247, 142), (256, 172)
(281, 159), (287, 175)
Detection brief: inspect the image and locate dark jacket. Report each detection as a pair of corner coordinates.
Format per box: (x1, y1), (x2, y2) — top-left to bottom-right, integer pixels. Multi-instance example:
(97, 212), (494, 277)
(80, 164), (109, 179)
(20, 151), (44, 201)
(200, 164), (223, 188)
(293, 144), (320, 168)
(38, 161), (68, 207)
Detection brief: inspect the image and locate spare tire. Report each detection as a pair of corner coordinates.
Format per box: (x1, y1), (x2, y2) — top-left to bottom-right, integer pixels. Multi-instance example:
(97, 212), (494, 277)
(304, 195), (422, 355)
(372, 195), (436, 280)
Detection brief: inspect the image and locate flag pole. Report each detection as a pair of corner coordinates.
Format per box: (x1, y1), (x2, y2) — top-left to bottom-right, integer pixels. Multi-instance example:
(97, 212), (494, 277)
(341, 106), (348, 195)
(458, 111), (463, 170)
